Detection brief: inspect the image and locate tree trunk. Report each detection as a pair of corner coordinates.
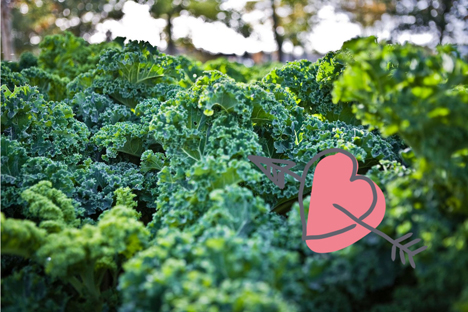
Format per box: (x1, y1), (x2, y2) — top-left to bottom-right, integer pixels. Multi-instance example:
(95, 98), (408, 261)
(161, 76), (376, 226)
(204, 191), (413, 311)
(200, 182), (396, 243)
(166, 13), (176, 55)
(437, 1), (453, 44)
(270, 0), (284, 62)
(105, 30), (113, 42)
(1, 0), (16, 61)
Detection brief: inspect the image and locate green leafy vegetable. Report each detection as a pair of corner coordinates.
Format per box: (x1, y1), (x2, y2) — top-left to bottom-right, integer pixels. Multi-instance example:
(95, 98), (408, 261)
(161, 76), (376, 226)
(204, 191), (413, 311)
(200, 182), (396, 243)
(2, 32), (468, 312)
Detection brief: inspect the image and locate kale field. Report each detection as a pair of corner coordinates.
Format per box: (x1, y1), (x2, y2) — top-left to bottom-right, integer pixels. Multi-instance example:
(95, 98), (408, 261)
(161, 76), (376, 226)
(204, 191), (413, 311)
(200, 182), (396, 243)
(2, 32), (468, 311)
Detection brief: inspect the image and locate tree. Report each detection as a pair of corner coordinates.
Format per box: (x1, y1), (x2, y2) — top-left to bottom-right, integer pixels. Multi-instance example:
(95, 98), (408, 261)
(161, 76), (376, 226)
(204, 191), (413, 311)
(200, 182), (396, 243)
(2, 0), (124, 59)
(147, 0), (224, 55)
(389, 0), (467, 44)
(3, 0), (242, 58)
(243, 0), (315, 62)
(341, 0), (468, 45)
(1, 0), (16, 60)
(338, 0), (394, 28)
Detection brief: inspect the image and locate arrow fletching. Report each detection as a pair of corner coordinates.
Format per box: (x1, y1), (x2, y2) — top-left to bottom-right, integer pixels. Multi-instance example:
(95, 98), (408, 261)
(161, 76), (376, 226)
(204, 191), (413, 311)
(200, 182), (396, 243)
(390, 232), (427, 268)
(248, 155), (298, 189)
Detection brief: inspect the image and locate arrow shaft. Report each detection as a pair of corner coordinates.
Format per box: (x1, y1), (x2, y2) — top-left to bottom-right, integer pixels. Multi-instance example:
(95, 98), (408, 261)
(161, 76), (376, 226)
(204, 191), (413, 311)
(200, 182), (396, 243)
(333, 203), (427, 268)
(332, 203), (396, 245)
(281, 168), (303, 183)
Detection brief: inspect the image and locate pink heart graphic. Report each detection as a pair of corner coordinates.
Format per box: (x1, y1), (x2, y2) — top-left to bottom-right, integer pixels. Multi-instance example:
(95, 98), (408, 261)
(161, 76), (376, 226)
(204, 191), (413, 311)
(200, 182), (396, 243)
(249, 149), (426, 267)
(305, 152), (386, 253)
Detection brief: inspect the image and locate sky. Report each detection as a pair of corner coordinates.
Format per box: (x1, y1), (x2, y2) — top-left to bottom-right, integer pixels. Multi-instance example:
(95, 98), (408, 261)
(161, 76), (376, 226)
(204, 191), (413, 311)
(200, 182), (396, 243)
(88, 0), (436, 56)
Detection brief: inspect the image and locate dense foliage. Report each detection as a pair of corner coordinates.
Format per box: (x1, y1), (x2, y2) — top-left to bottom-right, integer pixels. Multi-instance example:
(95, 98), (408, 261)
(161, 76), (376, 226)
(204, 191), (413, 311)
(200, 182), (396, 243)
(2, 33), (468, 311)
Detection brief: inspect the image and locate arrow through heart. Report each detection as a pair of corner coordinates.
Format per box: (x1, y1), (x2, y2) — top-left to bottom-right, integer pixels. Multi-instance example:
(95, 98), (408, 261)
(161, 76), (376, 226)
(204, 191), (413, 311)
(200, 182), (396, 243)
(248, 148), (427, 268)
(305, 151), (386, 253)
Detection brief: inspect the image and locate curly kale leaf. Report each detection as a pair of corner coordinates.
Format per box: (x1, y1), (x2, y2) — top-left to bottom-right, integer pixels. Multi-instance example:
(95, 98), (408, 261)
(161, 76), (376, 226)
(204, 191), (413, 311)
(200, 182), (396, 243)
(140, 150), (167, 173)
(1, 85), (47, 139)
(333, 37), (468, 214)
(119, 227), (300, 312)
(16, 157), (76, 196)
(18, 52), (39, 70)
(93, 122), (149, 160)
(1, 213), (46, 258)
(70, 89), (136, 134)
(175, 54), (204, 84)
(38, 31), (119, 80)
(72, 161), (145, 217)
(21, 67), (70, 101)
(35, 203), (148, 278)
(92, 98), (163, 161)
(149, 156), (261, 232)
(203, 57), (254, 82)
(1, 62), (27, 90)
(263, 52), (357, 124)
(1, 85), (90, 162)
(21, 181), (79, 232)
(2, 151), (148, 219)
(1, 187), (149, 309)
(287, 115), (397, 168)
(333, 37), (468, 163)
(1, 137), (28, 186)
(92, 40), (186, 108)
(1, 265), (70, 312)
(66, 69), (96, 97)
(189, 185), (270, 236)
(1, 152), (76, 217)
(243, 114), (397, 212)
(150, 71), (299, 165)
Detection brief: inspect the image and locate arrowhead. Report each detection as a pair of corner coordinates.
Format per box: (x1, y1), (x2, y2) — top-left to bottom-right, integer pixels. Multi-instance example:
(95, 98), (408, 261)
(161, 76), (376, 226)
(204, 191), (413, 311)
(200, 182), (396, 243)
(248, 155), (297, 189)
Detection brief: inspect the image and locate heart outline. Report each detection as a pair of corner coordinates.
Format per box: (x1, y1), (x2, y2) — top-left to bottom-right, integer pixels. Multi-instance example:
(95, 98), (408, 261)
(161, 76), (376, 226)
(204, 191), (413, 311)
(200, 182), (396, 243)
(298, 148), (378, 241)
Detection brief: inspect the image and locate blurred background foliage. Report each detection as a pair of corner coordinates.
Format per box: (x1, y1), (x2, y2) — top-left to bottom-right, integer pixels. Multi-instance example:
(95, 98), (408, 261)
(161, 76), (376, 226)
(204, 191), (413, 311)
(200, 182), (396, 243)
(2, 0), (467, 62)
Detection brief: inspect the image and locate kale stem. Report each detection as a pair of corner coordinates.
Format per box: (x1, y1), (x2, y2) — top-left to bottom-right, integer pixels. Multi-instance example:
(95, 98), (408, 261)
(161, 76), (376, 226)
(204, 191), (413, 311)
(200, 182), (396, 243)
(80, 263), (101, 303)
(67, 276), (84, 297)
